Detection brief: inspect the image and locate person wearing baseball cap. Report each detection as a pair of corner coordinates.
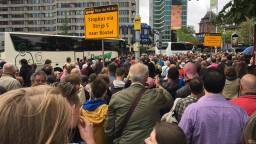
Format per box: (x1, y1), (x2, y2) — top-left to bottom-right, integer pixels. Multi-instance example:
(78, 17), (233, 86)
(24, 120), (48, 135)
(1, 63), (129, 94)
(176, 62), (199, 98)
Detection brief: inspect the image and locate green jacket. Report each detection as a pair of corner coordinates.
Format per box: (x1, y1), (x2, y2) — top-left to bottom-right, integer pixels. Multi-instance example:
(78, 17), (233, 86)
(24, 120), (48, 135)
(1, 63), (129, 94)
(104, 83), (173, 144)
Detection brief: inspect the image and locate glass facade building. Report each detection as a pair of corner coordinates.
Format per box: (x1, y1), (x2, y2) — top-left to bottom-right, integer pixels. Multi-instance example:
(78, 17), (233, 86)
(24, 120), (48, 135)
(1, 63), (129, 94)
(150, 0), (187, 42)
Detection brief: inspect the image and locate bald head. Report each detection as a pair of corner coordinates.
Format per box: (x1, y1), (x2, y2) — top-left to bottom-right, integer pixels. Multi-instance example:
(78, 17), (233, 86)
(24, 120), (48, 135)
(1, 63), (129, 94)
(240, 74), (256, 93)
(129, 63), (149, 84)
(3, 63), (16, 75)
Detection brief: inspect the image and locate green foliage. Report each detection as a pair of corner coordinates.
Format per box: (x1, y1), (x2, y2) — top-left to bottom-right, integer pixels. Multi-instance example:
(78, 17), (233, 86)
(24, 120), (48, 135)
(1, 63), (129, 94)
(237, 19), (254, 45)
(216, 0), (256, 25)
(217, 19), (254, 45)
(217, 26), (232, 44)
(176, 26), (198, 44)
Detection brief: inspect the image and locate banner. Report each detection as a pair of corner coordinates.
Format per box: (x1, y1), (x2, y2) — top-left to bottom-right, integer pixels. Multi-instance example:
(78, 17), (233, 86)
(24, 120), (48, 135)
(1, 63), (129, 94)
(171, 5), (182, 30)
(91, 52), (112, 59)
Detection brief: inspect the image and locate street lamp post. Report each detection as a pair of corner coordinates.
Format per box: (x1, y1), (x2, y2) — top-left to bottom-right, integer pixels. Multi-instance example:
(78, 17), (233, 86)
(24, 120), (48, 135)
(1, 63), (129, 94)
(135, 0), (141, 60)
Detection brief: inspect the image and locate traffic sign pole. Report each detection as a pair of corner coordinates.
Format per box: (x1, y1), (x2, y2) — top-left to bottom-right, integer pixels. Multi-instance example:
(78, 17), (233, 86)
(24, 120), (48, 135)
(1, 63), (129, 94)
(102, 39), (105, 66)
(253, 24), (256, 66)
(135, 0), (140, 60)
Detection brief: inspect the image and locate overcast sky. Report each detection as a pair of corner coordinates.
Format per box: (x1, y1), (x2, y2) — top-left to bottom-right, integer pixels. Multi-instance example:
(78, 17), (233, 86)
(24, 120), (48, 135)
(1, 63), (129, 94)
(139, 0), (231, 32)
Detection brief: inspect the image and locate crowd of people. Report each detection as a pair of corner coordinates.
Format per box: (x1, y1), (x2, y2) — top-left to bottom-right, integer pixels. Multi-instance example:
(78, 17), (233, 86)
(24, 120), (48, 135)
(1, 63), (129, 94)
(0, 51), (256, 144)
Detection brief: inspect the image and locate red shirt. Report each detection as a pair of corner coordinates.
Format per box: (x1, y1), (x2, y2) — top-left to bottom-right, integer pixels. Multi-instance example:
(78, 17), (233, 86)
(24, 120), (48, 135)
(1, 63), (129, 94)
(230, 94), (256, 116)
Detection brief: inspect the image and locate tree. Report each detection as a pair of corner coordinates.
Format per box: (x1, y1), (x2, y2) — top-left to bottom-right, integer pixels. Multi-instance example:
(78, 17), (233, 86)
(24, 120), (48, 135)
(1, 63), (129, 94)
(59, 11), (69, 35)
(217, 19), (254, 45)
(176, 26), (198, 44)
(217, 26), (233, 44)
(237, 19), (254, 45)
(216, 0), (256, 24)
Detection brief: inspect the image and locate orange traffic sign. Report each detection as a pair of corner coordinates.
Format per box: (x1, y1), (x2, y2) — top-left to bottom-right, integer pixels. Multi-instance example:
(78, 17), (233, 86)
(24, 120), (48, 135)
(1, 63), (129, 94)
(204, 33), (222, 47)
(84, 5), (119, 39)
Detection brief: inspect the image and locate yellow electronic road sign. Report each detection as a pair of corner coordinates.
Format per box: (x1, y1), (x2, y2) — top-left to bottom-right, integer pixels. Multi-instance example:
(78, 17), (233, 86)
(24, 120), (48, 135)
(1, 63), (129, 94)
(84, 4), (119, 39)
(134, 16), (141, 31)
(204, 33), (222, 47)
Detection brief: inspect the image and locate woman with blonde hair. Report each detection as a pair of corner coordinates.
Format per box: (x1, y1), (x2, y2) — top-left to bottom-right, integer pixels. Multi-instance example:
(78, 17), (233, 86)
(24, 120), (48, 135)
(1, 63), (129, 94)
(0, 85), (71, 144)
(0, 85), (96, 144)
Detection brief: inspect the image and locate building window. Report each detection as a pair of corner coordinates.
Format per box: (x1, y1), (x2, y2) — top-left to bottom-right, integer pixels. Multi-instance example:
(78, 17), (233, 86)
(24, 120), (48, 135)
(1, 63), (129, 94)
(0, 8), (8, 11)
(0, 14), (8, 18)
(11, 14), (24, 18)
(12, 21), (24, 25)
(119, 17), (129, 23)
(11, 7), (24, 11)
(120, 10), (129, 15)
(0, 21), (8, 25)
(13, 28), (24, 32)
(119, 2), (129, 7)
(11, 0), (23, 4)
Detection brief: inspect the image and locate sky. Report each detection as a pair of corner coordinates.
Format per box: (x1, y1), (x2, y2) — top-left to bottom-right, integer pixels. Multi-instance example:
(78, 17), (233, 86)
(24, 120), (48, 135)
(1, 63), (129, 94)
(139, 0), (231, 32)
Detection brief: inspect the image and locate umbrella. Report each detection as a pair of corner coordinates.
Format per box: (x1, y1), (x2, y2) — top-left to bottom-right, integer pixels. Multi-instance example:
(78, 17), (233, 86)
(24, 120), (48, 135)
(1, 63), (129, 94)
(243, 46), (254, 55)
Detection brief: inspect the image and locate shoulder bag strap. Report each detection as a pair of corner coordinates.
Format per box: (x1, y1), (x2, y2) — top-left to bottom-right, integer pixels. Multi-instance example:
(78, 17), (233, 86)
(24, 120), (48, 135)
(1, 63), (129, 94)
(115, 88), (146, 138)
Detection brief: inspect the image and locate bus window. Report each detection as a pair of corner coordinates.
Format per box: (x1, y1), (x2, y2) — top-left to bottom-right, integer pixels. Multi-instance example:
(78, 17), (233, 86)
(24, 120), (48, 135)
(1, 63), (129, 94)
(55, 37), (74, 51)
(160, 43), (168, 50)
(104, 40), (121, 52)
(185, 43), (193, 50)
(10, 33), (125, 53)
(171, 43), (186, 50)
(0, 33), (4, 52)
(11, 34), (32, 51)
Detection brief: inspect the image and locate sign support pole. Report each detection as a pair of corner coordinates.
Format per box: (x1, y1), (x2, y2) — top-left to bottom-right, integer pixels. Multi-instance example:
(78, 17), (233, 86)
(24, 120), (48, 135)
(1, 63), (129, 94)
(253, 24), (256, 66)
(135, 0), (140, 60)
(102, 39), (105, 66)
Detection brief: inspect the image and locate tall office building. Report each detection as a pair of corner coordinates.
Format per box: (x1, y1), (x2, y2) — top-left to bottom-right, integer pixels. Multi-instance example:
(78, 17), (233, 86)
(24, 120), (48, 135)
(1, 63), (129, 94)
(149, 0), (170, 42)
(150, 0), (187, 42)
(0, 0), (136, 44)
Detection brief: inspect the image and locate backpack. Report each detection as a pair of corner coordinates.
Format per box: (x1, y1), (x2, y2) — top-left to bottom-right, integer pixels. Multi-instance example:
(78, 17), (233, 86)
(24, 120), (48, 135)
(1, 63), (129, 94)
(161, 98), (181, 123)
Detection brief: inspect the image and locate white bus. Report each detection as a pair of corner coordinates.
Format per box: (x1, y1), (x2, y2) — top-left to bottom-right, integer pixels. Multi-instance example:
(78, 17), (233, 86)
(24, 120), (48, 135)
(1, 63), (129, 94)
(155, 42), (194, 56)
(0, 32), (126, 67)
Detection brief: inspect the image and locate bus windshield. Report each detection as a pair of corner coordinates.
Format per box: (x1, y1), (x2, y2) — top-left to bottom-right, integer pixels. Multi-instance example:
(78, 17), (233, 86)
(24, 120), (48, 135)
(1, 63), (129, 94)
(172, 43), (193, 51)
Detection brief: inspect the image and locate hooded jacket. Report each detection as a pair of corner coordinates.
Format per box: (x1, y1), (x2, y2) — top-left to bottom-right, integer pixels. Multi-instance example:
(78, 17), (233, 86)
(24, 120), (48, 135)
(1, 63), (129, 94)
(81, 99), (108, 144)
(111, 80), (125, 94)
